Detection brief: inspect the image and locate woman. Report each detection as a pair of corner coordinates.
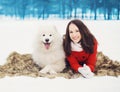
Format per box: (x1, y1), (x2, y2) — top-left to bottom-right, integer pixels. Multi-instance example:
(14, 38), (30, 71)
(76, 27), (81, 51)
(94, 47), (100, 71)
(63, 19), (98, 78)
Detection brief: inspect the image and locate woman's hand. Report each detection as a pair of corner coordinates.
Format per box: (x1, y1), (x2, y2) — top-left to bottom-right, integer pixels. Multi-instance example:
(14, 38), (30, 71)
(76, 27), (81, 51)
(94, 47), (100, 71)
(78, 64), (94, 78)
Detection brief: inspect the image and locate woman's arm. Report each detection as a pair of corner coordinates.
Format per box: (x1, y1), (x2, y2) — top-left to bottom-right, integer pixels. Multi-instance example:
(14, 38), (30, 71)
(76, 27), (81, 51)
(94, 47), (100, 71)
(67, 55), (82, 72)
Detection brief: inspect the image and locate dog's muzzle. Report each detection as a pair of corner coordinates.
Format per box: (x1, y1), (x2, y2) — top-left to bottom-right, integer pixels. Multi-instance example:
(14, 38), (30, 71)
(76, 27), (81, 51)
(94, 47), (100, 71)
(44, 39), (51, 49)
(44, 43), (50, 49)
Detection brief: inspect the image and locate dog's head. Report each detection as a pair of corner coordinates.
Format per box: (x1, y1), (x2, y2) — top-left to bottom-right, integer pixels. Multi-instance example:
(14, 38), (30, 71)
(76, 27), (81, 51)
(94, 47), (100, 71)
(36, 25), (62, 50)
(41, 31), (53, 49)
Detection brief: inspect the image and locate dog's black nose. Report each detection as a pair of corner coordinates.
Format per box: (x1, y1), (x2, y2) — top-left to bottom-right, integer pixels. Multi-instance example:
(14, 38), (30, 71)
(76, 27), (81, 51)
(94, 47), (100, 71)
(45, 39), (49, 42)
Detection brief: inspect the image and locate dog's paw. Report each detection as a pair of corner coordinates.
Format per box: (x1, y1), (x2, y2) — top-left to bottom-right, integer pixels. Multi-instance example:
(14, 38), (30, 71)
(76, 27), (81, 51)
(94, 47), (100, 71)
(49, 70), (57, 74)
(39, 69), (48, 74)
(39, 65), (57, 74)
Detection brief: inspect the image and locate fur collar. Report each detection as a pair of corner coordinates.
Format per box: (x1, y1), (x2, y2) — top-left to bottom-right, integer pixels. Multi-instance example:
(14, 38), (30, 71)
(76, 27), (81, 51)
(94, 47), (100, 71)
(71, 41), (83, 52)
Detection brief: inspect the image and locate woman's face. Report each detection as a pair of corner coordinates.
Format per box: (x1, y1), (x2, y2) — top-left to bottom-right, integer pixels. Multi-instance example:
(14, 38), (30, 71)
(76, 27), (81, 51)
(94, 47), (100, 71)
(69, 23), (81, 43)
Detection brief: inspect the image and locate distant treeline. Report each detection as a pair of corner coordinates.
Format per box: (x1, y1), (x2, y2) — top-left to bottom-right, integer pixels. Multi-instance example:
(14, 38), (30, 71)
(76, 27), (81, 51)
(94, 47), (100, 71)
(0, 0), (120, 20)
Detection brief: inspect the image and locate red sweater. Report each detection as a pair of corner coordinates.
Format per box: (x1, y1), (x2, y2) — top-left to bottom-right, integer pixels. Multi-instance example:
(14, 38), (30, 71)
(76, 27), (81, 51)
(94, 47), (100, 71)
(67, 40), (97, 72)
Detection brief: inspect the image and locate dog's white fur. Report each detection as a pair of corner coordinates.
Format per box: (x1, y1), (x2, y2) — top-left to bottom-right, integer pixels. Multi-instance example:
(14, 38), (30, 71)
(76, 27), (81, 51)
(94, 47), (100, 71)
(32, 25), (66, 74)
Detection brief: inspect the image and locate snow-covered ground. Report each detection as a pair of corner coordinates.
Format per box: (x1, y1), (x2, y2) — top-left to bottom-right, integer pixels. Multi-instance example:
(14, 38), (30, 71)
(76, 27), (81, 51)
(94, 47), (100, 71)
(0, 19), (120, 92)
(1, 76), (120, 92)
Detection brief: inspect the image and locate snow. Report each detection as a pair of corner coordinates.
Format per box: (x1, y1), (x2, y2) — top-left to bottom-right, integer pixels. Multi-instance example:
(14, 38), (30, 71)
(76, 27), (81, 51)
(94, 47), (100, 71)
(0, 76), (120, 92)
(0, 19), (120, 92)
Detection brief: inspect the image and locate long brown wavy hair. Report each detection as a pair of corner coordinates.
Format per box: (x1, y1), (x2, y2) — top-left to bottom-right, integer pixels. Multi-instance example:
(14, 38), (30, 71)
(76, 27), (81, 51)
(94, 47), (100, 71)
(63, 19), (97, 56)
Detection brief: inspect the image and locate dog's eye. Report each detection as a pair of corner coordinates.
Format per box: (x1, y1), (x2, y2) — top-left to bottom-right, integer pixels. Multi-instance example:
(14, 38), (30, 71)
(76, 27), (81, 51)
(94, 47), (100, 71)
(49, 34), (52, 36)
(43, 34), (45, 36)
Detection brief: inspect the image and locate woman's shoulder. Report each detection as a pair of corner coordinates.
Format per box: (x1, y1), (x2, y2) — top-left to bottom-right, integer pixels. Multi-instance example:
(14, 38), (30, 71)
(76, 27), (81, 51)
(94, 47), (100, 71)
(93, 38), (98, 50)
(94, 38), (98, 45)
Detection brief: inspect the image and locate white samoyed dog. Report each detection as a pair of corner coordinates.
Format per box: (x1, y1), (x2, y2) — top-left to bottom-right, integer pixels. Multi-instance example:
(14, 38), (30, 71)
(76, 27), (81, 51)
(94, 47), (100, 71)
(32, 25), (66, 74)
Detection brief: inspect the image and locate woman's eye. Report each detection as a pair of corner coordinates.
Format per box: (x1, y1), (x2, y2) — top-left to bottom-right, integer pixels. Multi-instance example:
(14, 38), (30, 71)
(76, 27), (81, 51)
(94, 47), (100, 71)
(76, 30), (79, 32)
(49, 34), (52, 36)
(43, 34), (45, 36)
(69, 31), (73, 33)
